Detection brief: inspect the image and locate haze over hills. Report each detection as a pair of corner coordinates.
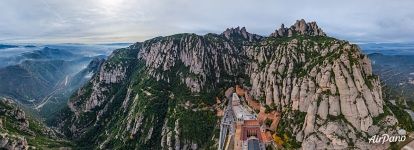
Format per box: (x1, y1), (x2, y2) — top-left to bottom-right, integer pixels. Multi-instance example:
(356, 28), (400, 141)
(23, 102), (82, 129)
(0, 44), (129, 118)
(0, 44), (130, 68)
(359, 43), (414, 55)
(0, 44), (18, 49)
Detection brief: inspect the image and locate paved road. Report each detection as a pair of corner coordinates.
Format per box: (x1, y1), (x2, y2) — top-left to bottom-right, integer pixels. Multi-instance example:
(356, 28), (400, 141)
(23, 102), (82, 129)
(218, 98), (235, 150)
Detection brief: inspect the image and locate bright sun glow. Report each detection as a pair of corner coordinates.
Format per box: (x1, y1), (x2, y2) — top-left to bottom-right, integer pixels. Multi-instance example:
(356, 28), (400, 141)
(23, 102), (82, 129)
(98, 0), (125, 16)
(100, 0), (124, 6)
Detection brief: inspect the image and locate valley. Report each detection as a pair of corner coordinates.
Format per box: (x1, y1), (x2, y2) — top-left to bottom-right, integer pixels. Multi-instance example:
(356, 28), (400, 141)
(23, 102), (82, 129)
(0, 44), (128, 119)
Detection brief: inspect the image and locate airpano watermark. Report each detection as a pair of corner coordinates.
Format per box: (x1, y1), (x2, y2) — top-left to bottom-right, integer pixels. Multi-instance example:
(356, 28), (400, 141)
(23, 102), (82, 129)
(368, 129), (407, 144)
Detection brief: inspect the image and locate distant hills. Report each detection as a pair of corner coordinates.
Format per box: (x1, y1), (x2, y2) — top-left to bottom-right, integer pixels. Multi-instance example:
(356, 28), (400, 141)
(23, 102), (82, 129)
(0, 44), (18, 49)
(368, 53), (414, 102)
(359, 42), (414, 55)
(0, 59), (73, 102)
(20, 47), (78, 60)
(0, 47), (94, 104)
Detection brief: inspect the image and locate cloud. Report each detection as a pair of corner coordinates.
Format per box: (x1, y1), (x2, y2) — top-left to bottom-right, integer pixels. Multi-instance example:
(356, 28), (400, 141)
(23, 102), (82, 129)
(0, 0), (413, 43)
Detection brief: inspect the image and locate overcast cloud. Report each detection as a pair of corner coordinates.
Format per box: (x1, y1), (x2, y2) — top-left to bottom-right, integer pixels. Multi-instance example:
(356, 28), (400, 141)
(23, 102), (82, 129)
(0, 0), (413, 43)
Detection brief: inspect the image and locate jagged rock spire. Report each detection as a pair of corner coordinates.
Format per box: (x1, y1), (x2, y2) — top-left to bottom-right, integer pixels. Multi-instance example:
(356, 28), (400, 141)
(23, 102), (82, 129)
(270, 19), (326, 37)
(222, 26), (263, 42)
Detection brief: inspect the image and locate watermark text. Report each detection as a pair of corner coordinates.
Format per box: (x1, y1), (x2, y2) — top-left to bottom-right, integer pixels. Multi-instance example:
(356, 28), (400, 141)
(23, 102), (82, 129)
(368, 134), (406, 144)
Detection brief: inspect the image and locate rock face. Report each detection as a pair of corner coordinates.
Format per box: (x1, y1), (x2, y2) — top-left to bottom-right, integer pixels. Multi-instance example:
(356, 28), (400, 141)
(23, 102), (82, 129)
(0, 98), (29, 150)
(270, 19), (326, 37)
(0, 97), (69, 149)
(55, 19), (398, 149)
(0, 133), (28, 150)
(222, 27), (263, 42)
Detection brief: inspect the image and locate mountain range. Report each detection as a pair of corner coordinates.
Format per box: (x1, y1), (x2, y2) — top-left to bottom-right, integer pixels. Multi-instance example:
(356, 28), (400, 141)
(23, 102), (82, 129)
(0, 19), (412, 149)
(46, 19), (410, 149)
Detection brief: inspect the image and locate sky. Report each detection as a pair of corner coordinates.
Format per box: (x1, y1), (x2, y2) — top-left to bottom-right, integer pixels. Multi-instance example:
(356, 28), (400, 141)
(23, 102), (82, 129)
(0, 0), (413, 44)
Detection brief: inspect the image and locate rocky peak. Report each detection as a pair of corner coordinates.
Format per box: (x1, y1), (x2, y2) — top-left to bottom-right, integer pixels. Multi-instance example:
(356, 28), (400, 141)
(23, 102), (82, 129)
(222, 26), (262, 42)
(270, 19), (326, 37)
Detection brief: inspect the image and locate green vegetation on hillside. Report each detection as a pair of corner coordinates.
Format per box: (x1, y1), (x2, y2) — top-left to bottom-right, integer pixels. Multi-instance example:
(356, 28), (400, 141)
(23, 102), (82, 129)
(382, 86), (414, 131)
(0, 98), (72, 149)
(276, 110), (305, 149)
